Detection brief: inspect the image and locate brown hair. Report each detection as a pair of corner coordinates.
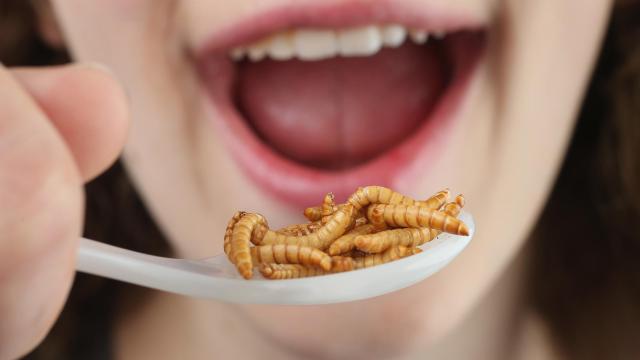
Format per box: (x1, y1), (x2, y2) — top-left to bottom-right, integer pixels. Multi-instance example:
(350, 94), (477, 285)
(1, 1), (639, 359)
(528, 2), (640, 359)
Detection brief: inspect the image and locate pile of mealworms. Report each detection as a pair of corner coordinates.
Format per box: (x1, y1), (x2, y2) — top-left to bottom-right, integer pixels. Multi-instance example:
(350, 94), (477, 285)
(224, 186), (469, 280)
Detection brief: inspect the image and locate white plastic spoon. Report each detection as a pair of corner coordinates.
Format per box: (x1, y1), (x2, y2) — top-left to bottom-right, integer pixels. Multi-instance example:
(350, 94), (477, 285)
(76, 211), (474, 305)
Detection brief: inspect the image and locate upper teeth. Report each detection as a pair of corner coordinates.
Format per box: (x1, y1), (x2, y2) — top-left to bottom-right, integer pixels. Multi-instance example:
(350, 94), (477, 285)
(230, 24), (443, 62)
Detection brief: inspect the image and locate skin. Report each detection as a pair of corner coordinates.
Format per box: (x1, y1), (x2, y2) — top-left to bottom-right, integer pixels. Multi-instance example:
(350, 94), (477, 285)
(0, 0), (612, 359)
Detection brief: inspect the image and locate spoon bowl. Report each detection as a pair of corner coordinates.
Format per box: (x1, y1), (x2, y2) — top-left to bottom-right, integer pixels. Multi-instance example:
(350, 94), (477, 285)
(76, 211), (474, 305)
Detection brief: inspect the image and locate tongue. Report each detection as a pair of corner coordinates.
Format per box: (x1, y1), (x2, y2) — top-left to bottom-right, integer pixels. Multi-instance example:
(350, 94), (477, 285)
(237, 42), (446, 169)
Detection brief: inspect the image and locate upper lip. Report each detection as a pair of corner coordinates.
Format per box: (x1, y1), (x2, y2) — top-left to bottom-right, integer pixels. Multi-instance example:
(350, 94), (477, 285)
(195, 0), (487, 56)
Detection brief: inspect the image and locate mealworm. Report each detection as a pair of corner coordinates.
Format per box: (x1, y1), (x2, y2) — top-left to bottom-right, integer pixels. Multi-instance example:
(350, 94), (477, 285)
(250, 244), (331, 271)
(416, 188), (450, 210)
(258, 205), (355, 250)
(230, 213), (267, 279)
(365, 204), (469, 235)
(330, 256), (355, 272)
(443, 194), (465, 218)
(347, 186), (416, 211)
(224, 211), (246, 255)
(260, 263), (326, 279)
(259, 256), (354, 279)
(328, 223), (378, 255)
(321, 192), (338, 224)
(303, 206), (323, 222)
(352, 246), (420, 269)
(276, 221), (322, 236)
(354, 227), (440, 253)
(421, 194), (464, 243)
(354, 194), (464, 254)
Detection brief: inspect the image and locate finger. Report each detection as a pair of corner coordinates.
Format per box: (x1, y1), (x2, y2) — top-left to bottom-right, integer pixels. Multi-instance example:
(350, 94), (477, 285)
(0, 65), (83, 359)
(11, 63), (129, 181)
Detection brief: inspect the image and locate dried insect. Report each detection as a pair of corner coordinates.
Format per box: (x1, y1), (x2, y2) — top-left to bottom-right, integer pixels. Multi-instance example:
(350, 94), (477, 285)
(303, 206), (323, 222)
(366, 204), (469, 235)
(302, 192), (337, 223)
(258, 205), (355, 250)
(226, 187), (467, 280)
(354, 227), (440, 253)
(321, 192), (339, 224)
(259, 263), (326, 279)
(443, 194), (465, 218)
(224, 211), (245, 255)
(352, 246), (422, 269)
(229, 213), (267, 279)
(347, 186), (416, 211)
(356, 195), (465, 254)
(416, 188), (450, 210)
(250, 244), (332, 271)
(330, 256), (355, 272)
(259, 256), (354, 279)
(328, 223), (378, 255)
(250, 222), (270, 245)
(276, 221), (322, 236)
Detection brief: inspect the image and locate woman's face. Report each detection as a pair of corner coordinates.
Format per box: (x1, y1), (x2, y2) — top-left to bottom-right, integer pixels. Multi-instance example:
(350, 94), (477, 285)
(51, 0), (611, 357)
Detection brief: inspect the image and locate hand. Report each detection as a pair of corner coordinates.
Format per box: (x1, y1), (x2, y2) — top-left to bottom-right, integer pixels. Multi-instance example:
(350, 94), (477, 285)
(0, 63), (129, 359)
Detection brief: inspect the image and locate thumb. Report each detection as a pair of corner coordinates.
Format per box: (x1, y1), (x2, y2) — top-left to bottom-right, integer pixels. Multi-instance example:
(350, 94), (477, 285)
(11, 63), (129, 181)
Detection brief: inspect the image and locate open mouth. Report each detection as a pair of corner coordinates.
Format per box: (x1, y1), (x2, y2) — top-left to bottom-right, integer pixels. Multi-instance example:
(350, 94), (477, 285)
(197, 2), (486, 208)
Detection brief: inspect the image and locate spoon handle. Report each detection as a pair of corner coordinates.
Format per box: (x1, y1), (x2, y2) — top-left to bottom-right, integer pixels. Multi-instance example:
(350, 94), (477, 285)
(76, 238), (197, 294)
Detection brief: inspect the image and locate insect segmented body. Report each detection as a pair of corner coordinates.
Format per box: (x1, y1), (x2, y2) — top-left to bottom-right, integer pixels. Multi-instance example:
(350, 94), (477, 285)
(330, 256), (355, 272)
(347, 186), (416, 211)
(366, 204), (469, 235)
(352, 246), (421, 269)
(224, 211), (245, 255)
(259, 264), (326, 279)
(259, 256), (354, 279)
(354, 227), (439, 253)
(230, 213), (267, 279)
(225, 187), (468, 280)
(328, 224), (377, 255)
(443, 194), (465, 218)
(250, 244), (332, 271)
(258, 205), (355, 250)
(416, 188), (450, 210)
(303, 206), (323, 222)
(321, 192), (338, 224)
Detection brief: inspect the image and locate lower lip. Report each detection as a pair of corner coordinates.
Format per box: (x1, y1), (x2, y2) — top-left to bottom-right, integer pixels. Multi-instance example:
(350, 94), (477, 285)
(199, 32), (485, 208)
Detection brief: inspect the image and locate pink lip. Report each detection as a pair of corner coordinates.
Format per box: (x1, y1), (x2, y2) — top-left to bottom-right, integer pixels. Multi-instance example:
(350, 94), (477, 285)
(196, 1), (487, 208)
(198, 1), (485, 53)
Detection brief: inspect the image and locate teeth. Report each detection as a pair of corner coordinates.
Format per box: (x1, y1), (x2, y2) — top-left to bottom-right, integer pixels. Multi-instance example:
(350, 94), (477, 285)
(381, 24), (407, 48)
(294, 29), (337, 60)
(247, 39), (269, 61)
(409, 29), (428, 44)
(338, 25), (382, 57)
(230, 24), (443, 62)
(268, 32), (295, 60)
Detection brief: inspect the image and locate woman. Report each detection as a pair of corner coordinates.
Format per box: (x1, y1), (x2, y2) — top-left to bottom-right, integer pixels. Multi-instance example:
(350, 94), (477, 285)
(1, 0), (638, 359)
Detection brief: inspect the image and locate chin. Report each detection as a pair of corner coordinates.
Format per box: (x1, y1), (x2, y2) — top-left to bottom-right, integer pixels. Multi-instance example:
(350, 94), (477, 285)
(242, 282), (468, 359)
